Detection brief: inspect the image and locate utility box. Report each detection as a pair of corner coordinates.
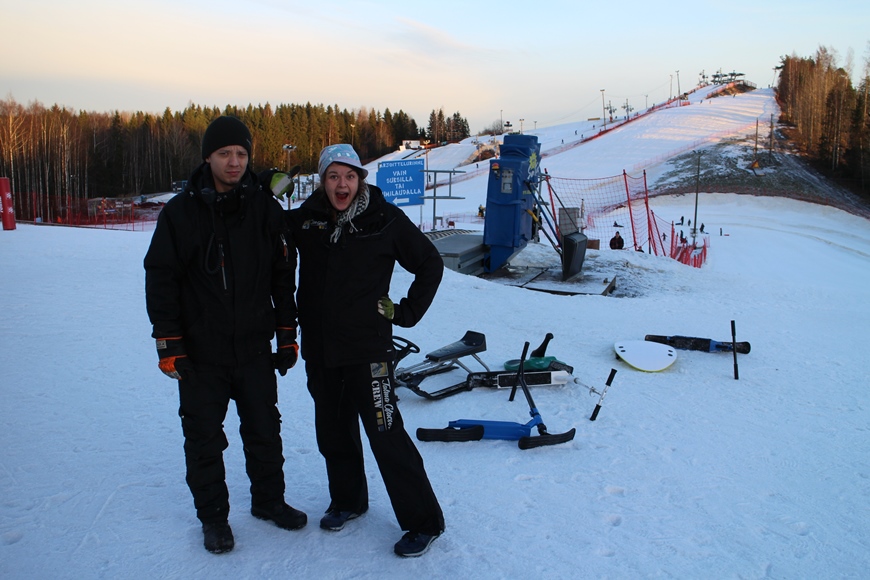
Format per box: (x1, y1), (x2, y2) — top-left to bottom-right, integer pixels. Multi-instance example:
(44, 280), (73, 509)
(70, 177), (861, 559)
(558, 207), (581, 236)
(483, 134), (541, 272)
(561, 232), (588, 281)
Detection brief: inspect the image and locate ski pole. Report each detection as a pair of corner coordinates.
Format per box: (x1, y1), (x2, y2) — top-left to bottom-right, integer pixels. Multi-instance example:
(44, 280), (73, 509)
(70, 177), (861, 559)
(590, 368), (617, 421)
(731, 320), (739, 380)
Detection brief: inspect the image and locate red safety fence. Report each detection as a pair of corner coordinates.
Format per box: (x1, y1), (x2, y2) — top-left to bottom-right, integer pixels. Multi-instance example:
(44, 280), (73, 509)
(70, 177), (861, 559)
(11, 192), (163, 231)
(541, 170), (709, 268)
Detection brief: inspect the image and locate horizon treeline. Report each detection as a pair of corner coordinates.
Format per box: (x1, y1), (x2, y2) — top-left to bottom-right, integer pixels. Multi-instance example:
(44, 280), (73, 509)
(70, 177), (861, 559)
(0, 98), (471, 222)
(776, 46), (870, 195)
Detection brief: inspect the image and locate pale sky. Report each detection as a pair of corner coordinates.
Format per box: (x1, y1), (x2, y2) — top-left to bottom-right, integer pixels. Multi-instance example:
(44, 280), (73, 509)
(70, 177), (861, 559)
(2, 0), (867, 133)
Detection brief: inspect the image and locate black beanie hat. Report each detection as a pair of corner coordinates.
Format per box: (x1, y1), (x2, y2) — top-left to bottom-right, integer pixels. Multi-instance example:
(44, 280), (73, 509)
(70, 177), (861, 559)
(201, 116), (253, 160)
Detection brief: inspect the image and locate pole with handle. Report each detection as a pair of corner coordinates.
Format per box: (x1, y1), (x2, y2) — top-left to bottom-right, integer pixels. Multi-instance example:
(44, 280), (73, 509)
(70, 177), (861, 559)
(731, 320), (739, 380)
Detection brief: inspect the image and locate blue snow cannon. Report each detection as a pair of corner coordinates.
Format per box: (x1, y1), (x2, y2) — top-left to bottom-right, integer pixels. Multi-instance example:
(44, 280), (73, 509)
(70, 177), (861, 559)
(483, 134), (542, 272)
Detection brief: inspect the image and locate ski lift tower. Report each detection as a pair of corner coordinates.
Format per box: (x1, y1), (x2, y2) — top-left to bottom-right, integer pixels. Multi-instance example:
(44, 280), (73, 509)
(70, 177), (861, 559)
(421, 168), (465, 230)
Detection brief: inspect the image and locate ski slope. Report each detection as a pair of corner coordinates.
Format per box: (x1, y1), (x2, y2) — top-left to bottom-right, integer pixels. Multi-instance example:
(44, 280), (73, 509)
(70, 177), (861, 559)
(2, 86), (869, 579)
(366, 85), (775, 208)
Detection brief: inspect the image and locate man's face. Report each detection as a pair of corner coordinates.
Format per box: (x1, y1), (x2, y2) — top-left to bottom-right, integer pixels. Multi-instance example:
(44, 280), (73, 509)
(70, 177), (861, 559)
(206, 145), (248, 192)
(323, 163), (359, 212)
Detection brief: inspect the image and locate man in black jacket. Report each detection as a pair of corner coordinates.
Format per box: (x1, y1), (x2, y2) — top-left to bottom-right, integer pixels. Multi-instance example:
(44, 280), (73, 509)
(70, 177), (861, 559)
(288, 144), (445, 557)
(144, 116), (305, 554)
(609, 231), (625, 250)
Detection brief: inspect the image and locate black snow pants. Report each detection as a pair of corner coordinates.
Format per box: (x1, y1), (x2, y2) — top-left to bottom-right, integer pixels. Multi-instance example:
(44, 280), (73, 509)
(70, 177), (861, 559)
(177, 353), (285, 524)
(305, 360), (444, 535)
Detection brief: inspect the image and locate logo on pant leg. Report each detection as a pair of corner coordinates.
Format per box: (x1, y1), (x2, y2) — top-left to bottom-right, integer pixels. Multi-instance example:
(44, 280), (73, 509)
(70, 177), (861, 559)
(370, 362), (389, 378)
(370, 362), (394, 431)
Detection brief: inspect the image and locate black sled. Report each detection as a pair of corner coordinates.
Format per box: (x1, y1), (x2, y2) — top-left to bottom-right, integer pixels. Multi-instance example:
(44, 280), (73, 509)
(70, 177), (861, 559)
(645, 334), (751, 354)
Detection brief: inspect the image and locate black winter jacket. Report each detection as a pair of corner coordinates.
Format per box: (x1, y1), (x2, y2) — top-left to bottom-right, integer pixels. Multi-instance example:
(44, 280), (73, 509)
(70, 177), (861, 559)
(288, 184), (443, 367)
(144, 163), (295, 367)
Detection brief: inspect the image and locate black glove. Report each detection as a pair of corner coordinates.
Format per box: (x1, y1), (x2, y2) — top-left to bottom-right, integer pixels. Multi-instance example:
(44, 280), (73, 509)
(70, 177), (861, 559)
(155, 336), (195, 380)
(273, 327), (299, 376)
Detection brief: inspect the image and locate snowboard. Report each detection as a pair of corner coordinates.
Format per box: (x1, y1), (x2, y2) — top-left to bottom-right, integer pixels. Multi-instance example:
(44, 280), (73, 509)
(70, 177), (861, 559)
(645, 334), (750, 354)
(614, 340), (677, 372)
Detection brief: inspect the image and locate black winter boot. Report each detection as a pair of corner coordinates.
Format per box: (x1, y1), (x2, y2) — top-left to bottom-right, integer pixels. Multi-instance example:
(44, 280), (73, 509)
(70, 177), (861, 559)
(251, 501), (308, 530)
(202, 521), (234, 554)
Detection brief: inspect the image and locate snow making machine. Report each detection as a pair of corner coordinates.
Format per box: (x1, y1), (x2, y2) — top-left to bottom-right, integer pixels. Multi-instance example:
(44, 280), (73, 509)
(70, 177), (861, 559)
(481, 133), (542, 273)
(432, 133), (587, 282)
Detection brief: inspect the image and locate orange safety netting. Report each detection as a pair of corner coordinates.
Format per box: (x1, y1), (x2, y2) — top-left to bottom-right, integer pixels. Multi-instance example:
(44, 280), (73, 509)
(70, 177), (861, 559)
(541, 170), (708, 268)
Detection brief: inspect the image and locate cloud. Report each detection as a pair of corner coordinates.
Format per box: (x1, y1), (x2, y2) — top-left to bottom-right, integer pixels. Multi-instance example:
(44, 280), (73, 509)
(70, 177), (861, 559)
(385, 17), (496, 66)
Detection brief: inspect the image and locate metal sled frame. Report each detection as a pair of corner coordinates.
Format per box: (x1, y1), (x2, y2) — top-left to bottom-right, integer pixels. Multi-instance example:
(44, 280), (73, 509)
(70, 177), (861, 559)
(394, 331), (491, 399)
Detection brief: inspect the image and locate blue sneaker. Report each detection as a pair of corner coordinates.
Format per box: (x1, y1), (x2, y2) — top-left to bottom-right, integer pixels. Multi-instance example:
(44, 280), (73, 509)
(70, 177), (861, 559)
(319, 507), (363, 531)
(393, 531), (441, 557)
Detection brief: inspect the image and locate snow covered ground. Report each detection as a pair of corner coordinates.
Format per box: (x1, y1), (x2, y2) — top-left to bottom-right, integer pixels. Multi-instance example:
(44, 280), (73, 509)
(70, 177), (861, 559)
(2, 87), (869, 579)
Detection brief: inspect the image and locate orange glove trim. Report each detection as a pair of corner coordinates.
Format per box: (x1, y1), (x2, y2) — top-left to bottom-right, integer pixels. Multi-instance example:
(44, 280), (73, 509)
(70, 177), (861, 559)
(278, 343), (299, 355)
(158, 355), (187, 379)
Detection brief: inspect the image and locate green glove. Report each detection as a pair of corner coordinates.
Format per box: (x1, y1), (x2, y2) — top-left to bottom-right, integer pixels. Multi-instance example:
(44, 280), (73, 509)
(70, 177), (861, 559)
(270, 171), (294, 201)
(377, 296), (394, 320)
(260, 166), (300, 201)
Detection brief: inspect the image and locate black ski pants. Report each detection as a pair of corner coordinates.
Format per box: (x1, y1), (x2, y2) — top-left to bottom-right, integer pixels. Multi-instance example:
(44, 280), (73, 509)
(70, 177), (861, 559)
(305, 360), (444, 535)
(177, 353), (285, 524)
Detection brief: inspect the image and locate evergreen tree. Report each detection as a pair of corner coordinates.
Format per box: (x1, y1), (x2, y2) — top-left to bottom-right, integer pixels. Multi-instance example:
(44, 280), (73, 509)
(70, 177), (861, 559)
(0, 94), (479, 222)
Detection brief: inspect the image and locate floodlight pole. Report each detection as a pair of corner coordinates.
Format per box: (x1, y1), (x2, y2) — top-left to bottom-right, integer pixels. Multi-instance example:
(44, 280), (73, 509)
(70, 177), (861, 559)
(282, 144), (296, 172)
(600, 89), (606, 128)
(692, 150), (702, 245)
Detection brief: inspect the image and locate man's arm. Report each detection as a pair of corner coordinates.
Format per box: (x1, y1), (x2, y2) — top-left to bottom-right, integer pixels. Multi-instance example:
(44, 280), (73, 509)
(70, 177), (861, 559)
(144, 209), (185, 338)
(269, 201), (297, 330)
(144, 208), (193, 379)
(269, 201), (299, 374)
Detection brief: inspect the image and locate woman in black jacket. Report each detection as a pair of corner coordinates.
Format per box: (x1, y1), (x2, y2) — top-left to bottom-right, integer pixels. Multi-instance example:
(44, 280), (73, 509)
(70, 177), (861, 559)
(288, 144), (445, 557)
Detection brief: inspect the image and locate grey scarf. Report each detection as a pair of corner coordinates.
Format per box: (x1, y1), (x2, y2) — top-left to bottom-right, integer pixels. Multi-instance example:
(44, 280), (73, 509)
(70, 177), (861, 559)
(330, 183), (370, 244)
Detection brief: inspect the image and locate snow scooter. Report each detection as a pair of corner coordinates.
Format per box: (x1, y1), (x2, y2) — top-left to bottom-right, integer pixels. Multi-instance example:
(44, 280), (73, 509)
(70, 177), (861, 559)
(509, 333), (618, 421)
(416, 341), (577, 449)
(395, 332), (618, 419)
(394, 332), (574, 400)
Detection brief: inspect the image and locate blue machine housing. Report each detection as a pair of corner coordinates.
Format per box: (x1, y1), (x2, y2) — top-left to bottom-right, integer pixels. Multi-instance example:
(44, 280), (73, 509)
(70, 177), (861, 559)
(483, 134), (542, 272)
